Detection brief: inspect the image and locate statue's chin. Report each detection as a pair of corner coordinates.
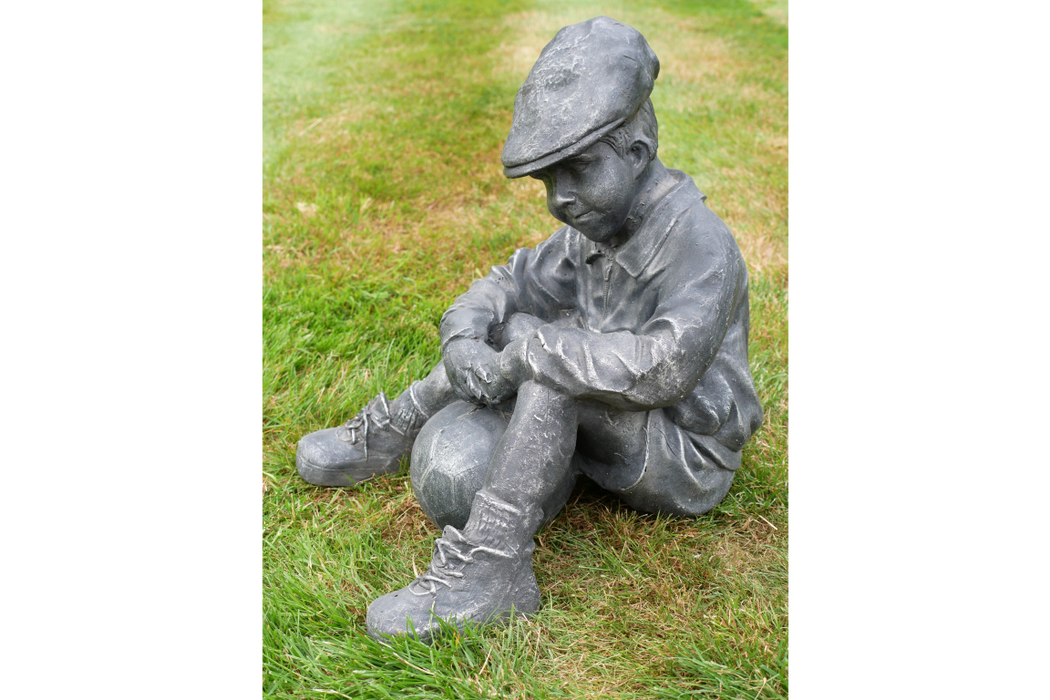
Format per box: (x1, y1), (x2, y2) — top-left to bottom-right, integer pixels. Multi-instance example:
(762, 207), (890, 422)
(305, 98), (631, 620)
(571, 208), (634, 244)
(577, 226), (621, 245)
(572, 218), (613, 243)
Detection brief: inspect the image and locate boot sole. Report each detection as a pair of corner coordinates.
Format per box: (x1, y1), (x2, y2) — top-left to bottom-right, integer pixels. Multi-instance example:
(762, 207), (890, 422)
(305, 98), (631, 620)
(295, 451), (402, 487)
(365, 561), (541, 644)
(367, 600), (539, 645)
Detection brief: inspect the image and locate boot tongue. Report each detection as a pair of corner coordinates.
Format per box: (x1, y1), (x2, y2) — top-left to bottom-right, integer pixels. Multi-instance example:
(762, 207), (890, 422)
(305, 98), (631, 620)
(461, 490), (540, 552)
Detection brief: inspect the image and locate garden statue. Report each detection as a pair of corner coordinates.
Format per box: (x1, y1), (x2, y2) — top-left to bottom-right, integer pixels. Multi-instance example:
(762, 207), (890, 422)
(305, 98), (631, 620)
(295, 16), (763, 643)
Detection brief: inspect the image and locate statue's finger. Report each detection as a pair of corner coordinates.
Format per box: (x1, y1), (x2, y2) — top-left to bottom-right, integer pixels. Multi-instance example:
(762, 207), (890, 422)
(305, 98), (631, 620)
(465, 373), (483, 400)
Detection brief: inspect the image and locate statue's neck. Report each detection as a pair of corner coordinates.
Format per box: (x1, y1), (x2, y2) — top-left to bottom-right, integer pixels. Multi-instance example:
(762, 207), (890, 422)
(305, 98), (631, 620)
(610, 158), (673, 248)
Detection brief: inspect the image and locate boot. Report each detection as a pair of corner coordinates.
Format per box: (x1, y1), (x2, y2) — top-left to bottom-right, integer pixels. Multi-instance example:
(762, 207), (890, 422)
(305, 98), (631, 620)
(296, 387), (427, 487)
(366, 490), (543, 643)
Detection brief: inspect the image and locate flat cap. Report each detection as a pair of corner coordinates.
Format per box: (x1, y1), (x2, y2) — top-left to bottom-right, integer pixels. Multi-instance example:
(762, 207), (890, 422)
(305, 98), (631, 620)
(501, 17), (660, 179)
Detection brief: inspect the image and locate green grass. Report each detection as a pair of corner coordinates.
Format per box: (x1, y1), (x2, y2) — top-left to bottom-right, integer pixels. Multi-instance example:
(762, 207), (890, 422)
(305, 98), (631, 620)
(264, 0), (787, 697)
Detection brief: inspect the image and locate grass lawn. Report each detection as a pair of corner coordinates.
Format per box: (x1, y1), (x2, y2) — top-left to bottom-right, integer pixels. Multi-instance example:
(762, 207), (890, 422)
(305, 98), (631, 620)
(263, 0), (787, 697)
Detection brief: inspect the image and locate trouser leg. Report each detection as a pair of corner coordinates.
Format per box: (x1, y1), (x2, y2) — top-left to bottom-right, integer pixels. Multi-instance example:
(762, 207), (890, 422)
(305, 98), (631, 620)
(391, 361), (457, 432)
(613, 412), (737, 516)
(480, 380), (580, 517)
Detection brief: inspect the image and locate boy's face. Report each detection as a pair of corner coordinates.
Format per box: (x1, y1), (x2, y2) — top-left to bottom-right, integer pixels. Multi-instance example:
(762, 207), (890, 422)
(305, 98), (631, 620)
(530, 141), (641, 244)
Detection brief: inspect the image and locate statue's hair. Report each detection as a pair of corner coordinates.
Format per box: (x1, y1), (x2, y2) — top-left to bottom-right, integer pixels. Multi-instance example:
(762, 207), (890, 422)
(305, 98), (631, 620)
(598, 98), (658, 162)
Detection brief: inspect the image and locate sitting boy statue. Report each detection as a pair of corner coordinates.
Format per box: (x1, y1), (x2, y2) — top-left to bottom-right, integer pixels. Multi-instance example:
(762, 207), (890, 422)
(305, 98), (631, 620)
(295, 17), (763, 642)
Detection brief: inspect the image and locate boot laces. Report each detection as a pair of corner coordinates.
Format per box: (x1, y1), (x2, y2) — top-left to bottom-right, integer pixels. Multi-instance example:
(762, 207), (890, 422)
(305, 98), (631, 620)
(339, 395), (393, 453)
(410, 536), (513, 596)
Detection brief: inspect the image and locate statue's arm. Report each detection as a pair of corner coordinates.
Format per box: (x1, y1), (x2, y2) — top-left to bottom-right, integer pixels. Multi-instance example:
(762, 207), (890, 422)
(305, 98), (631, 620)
(502, 234), (746, 411)
(439, 229), (577, 348)
(438, 229), (578, 403)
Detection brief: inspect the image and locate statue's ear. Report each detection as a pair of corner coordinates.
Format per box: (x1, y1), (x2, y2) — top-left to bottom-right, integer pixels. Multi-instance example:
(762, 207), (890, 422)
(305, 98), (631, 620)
(629, 141), (650, 178)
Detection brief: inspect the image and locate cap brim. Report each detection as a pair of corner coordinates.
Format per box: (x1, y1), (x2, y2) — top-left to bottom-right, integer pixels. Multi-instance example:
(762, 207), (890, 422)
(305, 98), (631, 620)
(502, 118), (624, 179)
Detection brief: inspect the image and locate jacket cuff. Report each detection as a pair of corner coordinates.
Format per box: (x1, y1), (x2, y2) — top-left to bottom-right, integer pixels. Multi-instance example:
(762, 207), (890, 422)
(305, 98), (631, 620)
(440, 330), (483, 353)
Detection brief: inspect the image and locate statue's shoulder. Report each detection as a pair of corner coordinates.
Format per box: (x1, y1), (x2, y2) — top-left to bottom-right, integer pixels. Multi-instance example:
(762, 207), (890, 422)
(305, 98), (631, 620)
(671, 172), (735, 231)
(661, 171), (744, 267)
(664, 170), (718, 232)
(531, 224), (581, 258)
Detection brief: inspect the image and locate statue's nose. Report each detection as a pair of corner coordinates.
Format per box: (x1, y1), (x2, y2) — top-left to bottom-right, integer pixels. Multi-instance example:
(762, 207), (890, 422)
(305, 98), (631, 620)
(549, 177), (574, 209)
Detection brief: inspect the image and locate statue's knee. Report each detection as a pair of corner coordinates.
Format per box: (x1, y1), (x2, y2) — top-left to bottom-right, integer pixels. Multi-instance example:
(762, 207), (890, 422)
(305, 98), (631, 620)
(410, 402), (508, 530)
(516, 380), (576, 415)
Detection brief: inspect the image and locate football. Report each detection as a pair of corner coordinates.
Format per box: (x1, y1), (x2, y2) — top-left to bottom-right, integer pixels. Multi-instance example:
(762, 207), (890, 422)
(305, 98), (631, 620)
(410, 402), (508, 530)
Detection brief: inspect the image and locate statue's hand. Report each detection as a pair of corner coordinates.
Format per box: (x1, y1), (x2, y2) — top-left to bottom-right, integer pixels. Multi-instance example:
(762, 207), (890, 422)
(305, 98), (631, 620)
(443, 338), (515, 405)
(498, 336), (532, 388)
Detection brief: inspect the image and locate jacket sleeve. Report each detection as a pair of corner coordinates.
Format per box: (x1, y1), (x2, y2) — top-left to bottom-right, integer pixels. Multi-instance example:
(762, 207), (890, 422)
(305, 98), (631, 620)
(439, 227), (579, 350)
(520, 224), (746, 411)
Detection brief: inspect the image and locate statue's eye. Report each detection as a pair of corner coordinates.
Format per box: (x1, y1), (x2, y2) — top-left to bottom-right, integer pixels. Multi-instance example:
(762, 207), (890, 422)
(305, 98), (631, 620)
(567, 157), (593, 174)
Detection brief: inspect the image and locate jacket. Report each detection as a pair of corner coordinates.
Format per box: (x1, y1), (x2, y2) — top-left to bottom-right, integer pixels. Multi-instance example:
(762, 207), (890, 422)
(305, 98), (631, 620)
(440, 169), (763, 454)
